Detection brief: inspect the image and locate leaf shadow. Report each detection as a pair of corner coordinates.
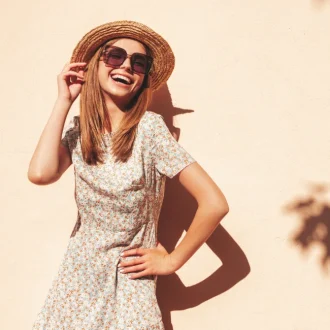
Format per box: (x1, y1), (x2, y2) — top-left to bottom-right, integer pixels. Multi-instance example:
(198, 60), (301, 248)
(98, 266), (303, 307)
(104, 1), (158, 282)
(283, 182), (330, 275)
(311, 0), (329, 9)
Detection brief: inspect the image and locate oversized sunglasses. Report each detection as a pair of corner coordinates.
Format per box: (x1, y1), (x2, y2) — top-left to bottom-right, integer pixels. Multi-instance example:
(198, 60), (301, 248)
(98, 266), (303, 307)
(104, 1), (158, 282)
(100, 45), (153, 74)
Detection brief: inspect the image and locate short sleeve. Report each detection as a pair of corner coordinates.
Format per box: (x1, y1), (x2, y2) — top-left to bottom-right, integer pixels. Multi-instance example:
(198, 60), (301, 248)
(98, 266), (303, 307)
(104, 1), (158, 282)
(151, 114), (196, 178)
(60, 115), (80, 152)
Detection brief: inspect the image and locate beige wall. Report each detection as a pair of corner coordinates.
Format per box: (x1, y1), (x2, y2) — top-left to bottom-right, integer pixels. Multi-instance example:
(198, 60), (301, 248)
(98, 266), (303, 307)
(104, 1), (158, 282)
(1, 0), (330, 329)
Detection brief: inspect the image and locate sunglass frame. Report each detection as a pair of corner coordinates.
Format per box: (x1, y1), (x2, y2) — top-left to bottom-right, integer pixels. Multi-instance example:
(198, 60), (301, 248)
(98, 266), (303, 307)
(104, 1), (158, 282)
(100, 45), (153, 75)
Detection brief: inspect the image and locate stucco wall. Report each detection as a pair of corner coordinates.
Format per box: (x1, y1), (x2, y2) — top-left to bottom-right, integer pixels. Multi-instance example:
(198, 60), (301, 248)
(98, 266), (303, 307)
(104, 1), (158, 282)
(1, 0), (330, 329)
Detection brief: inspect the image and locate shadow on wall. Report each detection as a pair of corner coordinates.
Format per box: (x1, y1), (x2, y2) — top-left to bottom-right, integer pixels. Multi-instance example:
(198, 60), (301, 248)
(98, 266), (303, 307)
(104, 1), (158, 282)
(283, 183), (330, 275)
(149, 84), (194, 133)
(312, 0), (329, 9)
(149, 85), (251, 330)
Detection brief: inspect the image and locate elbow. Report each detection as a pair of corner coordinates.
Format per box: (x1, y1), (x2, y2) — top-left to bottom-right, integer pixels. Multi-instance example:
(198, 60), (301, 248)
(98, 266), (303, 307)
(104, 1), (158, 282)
(217, 203), (230, 219)
(223, 199), (230, 214)
(211, 200), (230, 220)
(199, 195), (230, 219)
(217, 193), (230, 217)
(27, 171), (45, 185)
(27, 170), (58, 185)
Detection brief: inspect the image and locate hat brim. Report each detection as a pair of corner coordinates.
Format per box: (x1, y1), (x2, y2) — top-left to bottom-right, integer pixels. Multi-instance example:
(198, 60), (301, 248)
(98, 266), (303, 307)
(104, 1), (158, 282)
(70, 20), (175, 91)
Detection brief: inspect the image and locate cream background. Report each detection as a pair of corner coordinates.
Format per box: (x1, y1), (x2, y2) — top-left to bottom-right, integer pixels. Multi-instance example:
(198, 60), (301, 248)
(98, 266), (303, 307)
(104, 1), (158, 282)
(1, 0), (330, 329)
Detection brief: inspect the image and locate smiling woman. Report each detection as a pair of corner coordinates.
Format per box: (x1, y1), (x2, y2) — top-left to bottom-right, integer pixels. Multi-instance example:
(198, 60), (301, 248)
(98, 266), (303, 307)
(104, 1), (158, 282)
(98, 39), (149, 112)
(29, 20), (229, 330)
(73, 35), (157, 165)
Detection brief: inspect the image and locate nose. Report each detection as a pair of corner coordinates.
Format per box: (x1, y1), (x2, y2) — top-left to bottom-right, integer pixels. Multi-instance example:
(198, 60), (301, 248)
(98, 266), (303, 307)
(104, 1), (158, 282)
(120, 57), (132, 72)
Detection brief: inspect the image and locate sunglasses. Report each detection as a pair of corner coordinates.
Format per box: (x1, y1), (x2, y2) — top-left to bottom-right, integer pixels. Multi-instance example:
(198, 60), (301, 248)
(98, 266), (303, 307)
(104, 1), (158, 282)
(100, 45), (153, 75)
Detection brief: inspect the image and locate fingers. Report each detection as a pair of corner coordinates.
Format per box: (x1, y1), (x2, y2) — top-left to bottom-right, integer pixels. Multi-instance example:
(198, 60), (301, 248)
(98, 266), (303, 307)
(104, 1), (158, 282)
(58, 63), (86, 86)
(121, 247), (147, 257)
(118, 248), (155, 279)
(129, 270), (150, 280)
(61, 62), (86, 73)
(119, 256), (144, 267)
(59, 73), (84, 87)
(118, 262), (151, 279)
(59, 63), (86, 80)
(56, 62), (86, 103)
(62, 70), (85, 80)
(119, 263), (145, 274)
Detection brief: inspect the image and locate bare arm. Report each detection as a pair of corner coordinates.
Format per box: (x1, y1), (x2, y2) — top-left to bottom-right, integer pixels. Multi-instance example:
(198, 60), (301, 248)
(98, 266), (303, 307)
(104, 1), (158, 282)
(27, 99), (73, 185)
(27, 62), (86, 185)
(118, 161), (230, 278)
(169, 162), (230, 271)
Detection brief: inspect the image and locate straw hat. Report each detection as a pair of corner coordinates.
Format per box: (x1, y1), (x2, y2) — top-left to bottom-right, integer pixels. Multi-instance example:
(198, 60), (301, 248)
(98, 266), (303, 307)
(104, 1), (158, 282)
(70, 20), (175, 91)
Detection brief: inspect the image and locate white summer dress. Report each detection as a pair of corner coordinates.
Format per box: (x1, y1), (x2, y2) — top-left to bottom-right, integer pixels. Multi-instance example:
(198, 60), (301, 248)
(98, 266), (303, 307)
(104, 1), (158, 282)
(32, 110), (196, 330)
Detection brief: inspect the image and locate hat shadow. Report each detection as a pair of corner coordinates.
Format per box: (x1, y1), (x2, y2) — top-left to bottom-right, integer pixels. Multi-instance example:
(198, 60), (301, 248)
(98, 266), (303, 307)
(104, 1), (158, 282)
(149, 84), (251, 330)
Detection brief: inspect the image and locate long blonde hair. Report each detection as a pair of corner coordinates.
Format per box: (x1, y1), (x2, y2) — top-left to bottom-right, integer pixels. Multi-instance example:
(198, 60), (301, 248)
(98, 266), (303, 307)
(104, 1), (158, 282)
(79, 38), (153, 165)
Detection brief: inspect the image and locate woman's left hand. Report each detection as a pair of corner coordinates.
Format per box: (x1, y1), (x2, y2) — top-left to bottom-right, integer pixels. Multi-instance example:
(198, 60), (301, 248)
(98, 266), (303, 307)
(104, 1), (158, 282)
(118, 242), (177, 279)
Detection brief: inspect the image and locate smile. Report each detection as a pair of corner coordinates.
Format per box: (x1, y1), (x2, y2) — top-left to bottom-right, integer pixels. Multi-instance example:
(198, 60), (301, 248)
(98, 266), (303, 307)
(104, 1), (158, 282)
(110, 74), (133, 86)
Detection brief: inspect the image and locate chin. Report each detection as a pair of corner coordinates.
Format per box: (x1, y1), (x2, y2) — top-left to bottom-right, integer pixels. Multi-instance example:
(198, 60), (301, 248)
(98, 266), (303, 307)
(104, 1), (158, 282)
(109, 85), (141, 98)
(102, 89), (134, 106)
(104, 86), (129, 97)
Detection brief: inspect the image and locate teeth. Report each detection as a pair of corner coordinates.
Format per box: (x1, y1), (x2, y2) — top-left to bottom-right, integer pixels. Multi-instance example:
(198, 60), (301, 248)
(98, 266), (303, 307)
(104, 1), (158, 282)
(112, 74), (131, 84)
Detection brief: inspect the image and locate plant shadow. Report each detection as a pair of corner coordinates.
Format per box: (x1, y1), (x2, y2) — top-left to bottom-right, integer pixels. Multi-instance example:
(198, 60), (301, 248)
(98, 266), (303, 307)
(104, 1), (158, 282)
(149, 84), (251, 330)
(283, 182), (330, 275)
(312, 0), (328, 9)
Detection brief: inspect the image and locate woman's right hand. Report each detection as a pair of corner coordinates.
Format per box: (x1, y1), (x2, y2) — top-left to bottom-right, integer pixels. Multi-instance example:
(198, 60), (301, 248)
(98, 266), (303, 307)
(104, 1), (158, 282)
(57, 62), (86, 104)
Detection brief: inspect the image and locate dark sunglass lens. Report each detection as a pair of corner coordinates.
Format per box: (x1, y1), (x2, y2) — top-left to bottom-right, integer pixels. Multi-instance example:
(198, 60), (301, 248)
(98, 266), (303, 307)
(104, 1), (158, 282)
(105, 48), (126, 66)
(132, 54), (149, 74)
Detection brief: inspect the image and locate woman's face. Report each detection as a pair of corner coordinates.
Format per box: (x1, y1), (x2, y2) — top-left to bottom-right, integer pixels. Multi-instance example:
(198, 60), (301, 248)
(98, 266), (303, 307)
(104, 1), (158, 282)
(97, 38), (147, 107)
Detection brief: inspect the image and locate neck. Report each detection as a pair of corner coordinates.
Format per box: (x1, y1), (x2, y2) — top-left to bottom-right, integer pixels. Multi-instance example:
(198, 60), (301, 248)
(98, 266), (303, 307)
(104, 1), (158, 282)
(102, 95), (128, 133)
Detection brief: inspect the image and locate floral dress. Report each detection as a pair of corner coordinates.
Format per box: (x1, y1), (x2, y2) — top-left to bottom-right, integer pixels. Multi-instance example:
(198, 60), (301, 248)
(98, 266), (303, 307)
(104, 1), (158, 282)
(32, 110), (196, 330)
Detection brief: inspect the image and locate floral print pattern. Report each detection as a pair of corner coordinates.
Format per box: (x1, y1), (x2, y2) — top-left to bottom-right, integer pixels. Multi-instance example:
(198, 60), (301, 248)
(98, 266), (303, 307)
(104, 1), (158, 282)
(32, 110), (196, 329)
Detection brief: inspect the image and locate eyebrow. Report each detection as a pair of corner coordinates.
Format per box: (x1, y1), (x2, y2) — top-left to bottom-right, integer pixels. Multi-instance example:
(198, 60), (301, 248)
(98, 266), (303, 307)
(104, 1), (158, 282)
(103, 45), (121, 51)
(103, 45), (147, 56)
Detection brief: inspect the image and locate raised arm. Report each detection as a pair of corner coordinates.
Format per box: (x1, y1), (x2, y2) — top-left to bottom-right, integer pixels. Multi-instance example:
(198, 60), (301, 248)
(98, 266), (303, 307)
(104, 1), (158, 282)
(27, 62), (86, 185)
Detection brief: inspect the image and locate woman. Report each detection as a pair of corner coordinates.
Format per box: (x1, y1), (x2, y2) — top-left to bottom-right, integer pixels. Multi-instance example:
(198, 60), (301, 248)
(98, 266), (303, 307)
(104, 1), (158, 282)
(29, 20), (229, 329)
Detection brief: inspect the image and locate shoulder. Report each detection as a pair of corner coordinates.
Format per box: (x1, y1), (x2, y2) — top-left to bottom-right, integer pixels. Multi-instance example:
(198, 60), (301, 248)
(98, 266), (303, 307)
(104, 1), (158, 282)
(138, 110), (165, 136)
(137, 111), (169, 150)
(61, 115), (80, 143)
(72, 115), (80, 129)
(64, 115), (80, 131)
(140, 110), (163, 125)
(140, 110), (168, 132)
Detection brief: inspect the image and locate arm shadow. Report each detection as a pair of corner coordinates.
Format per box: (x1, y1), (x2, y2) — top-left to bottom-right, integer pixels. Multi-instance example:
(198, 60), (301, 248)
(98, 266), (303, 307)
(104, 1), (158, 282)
(149, 84), (251, 330)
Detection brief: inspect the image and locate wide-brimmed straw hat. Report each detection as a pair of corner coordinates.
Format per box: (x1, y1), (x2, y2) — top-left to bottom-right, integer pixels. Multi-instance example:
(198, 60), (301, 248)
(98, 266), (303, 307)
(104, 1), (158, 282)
(70, 20), (175, 91)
